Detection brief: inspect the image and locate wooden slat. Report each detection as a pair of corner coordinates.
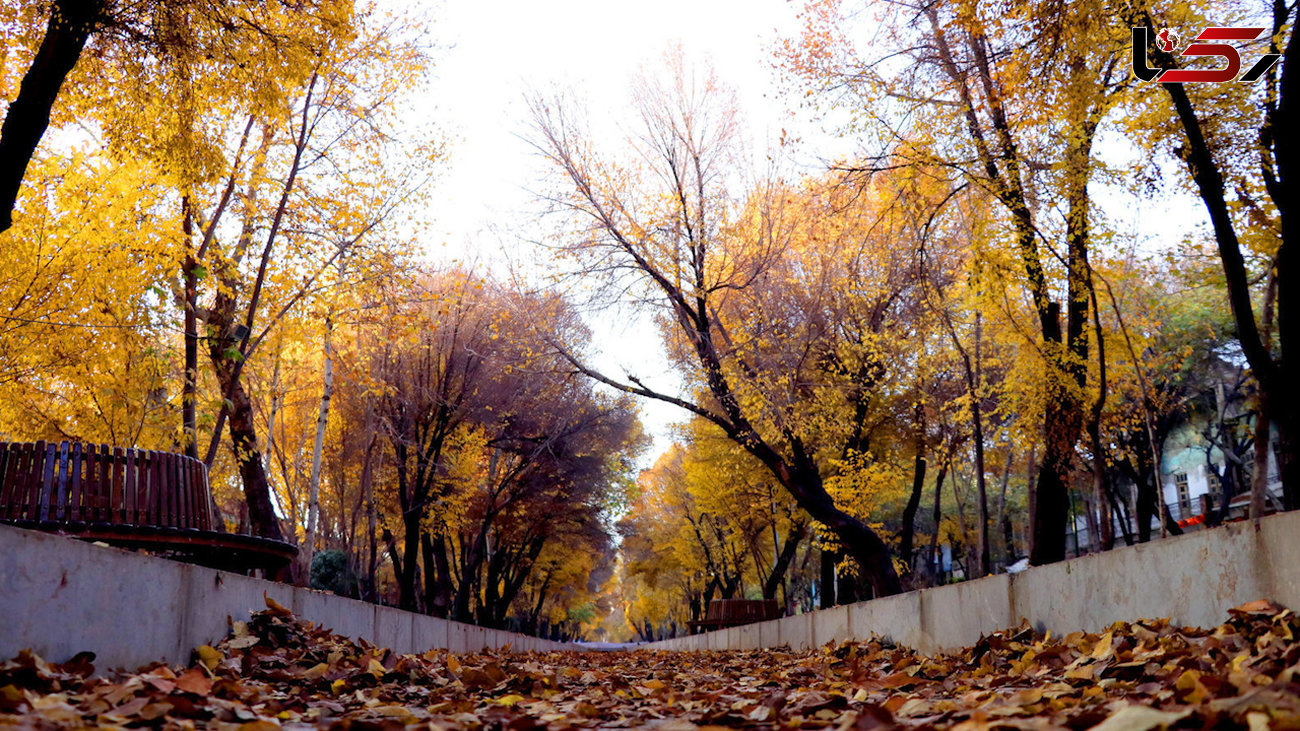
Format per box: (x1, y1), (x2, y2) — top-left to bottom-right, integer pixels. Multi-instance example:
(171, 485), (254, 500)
(26, 442), (42, 520)
(54, 442), (70, 521)
(68, 442), (83, 521)
(39, 442), (57, 521)
(137, 451), (150, 526)
(79, 444), (94, 521)
(3, 443), (20, 520)
(93, 443), (110, 521)
(136, 450), (150, 524)
(149, 450), (164, 526)
(134, 450), (149, 525)
(15, 441), (34, 520)
(165, 453), (178, 527)
(177, 454), (191, 529)
(123, 448), (137, 525)
(95, 444), (113, 522)
(22, 441), (46, 521)
(0, 443), (15, 519)
(13, 443), (33, 520)
(194, 462), (210, 530)
(80, 444), (95, 521)
(150, 450), (164, 525)
(109, 447), (125, 523)
(190, 461), (203, 529)
(196, 461), (213, 530)
(156, 452), (169, 527)
(191, 461), (203, 529)
(178, 454), (187, 528)
(37, 442), (56, 521)
(0, 444), (18, 520)
(79, 444), (95, 521)
(181, 460), (195, 529)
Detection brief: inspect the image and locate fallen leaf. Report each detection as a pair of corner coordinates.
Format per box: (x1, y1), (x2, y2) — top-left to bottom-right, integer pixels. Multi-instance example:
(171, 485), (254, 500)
(1090, 704), (1190, 731)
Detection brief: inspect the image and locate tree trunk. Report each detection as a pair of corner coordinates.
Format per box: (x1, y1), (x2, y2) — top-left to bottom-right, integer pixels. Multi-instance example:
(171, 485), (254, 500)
(752, 440), (902, 596)
(400, 508), (422, 612)
(996, 446), (1015, 564)
(429, 534), (453, 618)
(181, 201), (199, 459)
(927, 459), (949, 585)
(900, 399), (928, 575)
(1031, 383), (1078, 564)
(899, 453), (927, 575)
(421, 532), (439, 615)
(951, 467), (975, 578)
(970, 316), (991, 577)
(212, 355), (284, 542)
(1086, 270), (1115, 551)
(1135, 450), (1154, 543)
(360, 429), (379, 602)
(763, 522), (805, 600)
(0, 0), (103, 232)
(301, 262), (342, 576)
(1252, 403), (1271, 524)
(819, 548), (837, 609)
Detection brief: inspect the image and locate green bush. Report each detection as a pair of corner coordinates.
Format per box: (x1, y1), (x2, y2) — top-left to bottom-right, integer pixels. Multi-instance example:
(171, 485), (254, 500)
(310, 549), (358, 597)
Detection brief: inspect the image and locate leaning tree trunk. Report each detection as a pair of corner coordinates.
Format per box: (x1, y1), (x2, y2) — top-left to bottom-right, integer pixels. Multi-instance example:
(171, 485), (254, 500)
(212, 353), (284, 542)
(747, 439), (902, 596)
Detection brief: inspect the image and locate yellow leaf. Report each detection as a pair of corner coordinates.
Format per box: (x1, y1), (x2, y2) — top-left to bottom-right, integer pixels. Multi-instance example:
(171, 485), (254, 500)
(264, 594), (292, 616)
(1091, 630), (1114, 661)
(196, 645), (222, 670)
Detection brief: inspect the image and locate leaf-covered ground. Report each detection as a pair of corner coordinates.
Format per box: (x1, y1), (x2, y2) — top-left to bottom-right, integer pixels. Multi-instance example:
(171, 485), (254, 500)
(4, 599), (1300, 730)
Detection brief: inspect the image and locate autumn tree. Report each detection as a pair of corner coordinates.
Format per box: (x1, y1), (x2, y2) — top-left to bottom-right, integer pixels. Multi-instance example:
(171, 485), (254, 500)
(369, 272), (641, 620)
(0, 0), (352, 234)
(784, 0), (1137, 564)
(170, 4), (430, 541)
(1130, 0), (1297, 507)
(530, 57), (967, 595)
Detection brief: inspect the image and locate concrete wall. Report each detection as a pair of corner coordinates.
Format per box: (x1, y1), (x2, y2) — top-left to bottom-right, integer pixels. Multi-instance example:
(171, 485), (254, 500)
(0, 524), (571, 669)
(8, 511), (1299, 665)
(646, 510), (1300, 654)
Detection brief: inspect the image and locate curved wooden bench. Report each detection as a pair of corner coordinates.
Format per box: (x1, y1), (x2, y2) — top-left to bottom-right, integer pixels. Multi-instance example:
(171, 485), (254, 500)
(688, 599), (781, 633)
(0, 440), (296, 572)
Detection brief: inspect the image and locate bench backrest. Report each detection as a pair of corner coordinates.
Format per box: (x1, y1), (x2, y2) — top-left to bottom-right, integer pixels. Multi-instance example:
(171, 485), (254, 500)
(704, 599), (781, 623)
(0, 441), (219, 531)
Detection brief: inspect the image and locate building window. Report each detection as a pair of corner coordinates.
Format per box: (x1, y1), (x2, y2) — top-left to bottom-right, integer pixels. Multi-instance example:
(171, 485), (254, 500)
(1175, 473), (1191, 519)
(1206, 470), (1221, 509)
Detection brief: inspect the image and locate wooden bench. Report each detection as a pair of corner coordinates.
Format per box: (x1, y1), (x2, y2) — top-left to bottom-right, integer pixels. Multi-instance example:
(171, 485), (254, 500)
(0, 440), (296, 572)
(688, 599), (781, 633)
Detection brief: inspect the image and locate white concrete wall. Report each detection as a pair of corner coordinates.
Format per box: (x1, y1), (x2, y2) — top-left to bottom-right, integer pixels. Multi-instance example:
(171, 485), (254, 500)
(646, 510), (1300, 654)
(0, 524), (571, 669)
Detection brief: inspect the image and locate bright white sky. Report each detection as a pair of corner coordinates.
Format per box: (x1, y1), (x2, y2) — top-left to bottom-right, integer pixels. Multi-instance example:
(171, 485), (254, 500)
(418, 0), (808, 459)
(423, 0), (802, 250)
